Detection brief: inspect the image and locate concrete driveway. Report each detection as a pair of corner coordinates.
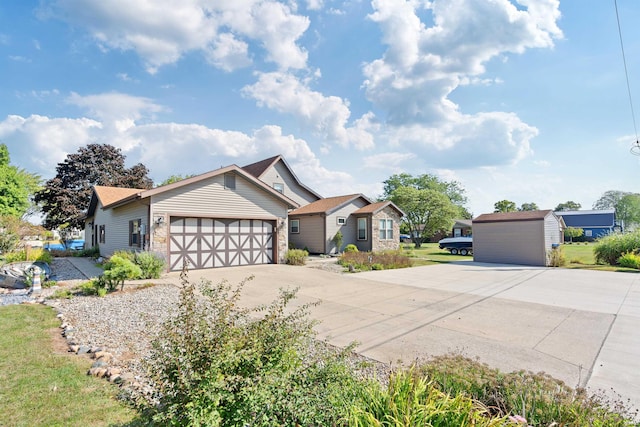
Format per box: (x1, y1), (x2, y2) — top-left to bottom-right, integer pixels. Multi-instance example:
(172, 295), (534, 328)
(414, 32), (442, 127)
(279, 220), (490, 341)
(165, 261), (640, 410)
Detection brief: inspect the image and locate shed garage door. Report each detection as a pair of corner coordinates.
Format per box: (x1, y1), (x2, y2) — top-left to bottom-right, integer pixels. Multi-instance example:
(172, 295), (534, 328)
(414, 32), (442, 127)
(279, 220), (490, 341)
(169, 217), (274, 271)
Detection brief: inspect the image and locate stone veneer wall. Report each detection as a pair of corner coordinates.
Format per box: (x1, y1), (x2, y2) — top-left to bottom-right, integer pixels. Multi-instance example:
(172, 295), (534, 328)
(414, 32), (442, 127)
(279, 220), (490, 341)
(371, 209), (402, 251)
(151, 213), (168, 261)
(276, 217), (287, 264)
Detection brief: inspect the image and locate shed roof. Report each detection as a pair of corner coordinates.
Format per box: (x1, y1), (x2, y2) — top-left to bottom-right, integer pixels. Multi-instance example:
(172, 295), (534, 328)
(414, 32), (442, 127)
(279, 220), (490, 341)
(473, 210), (555, 223)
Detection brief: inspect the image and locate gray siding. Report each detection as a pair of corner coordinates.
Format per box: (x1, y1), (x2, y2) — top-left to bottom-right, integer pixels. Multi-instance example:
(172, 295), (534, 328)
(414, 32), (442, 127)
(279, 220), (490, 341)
(544, 214), (562, 249)
(326, 200), (369, 253)
(151, 173), (288, 220)
(261, 161), (320, 206)
(473, 220), (546, 266)
(93, 200), (149, 257)
(289, 215), (325, 253)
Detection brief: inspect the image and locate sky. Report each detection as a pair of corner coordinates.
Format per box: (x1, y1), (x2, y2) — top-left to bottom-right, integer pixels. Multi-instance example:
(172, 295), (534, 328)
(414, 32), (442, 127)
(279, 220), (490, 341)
(1, 0), (640, 217)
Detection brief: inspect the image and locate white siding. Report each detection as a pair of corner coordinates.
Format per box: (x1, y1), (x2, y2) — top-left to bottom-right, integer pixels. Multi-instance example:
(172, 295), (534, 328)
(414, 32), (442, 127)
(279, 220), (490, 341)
(94, 200), (149, 257)
(289, 215), (325, 253)
(544, 214), (563, 250)
(473, 220), (546, 266)
(261, 161), (320, 206)
(151, 173), (288, 220)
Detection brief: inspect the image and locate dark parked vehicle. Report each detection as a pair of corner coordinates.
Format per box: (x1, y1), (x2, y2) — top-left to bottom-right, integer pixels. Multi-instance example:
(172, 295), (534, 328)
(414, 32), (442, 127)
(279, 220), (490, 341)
(438, 236), (473, 256)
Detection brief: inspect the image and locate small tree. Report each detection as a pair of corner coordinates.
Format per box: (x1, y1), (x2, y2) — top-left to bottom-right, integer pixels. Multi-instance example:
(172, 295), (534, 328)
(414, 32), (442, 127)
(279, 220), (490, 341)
(332, 230), (343, 254)
(494, 200), (517, 213)
(564, 227), (584, 243)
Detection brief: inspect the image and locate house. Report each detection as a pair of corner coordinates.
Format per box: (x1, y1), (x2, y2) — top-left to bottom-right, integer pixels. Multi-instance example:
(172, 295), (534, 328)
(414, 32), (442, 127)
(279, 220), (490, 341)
(288, 194), (404, 254)
(472, 210), (565, 266)
(242, 155), (322, 206)
(84, 154), (404, 270)
(85, 165), (298, 271)
(451, 219), (472, 237)
(554, 209), (620, 241)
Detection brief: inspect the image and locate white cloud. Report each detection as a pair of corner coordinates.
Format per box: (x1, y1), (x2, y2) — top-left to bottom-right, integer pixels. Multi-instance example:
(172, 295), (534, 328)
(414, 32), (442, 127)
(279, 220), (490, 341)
(66, 92), (166, 122)
(243, 71), (375, 149)
(361, 0), (562, 168)
(44, 0), (310, 72)
(363, 151), (415, 171)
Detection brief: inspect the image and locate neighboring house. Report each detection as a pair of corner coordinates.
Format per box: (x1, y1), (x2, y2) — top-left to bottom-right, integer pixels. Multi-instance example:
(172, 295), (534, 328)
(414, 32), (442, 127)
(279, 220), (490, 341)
(554, 209), (620, 241)
(85, 165), (298, 271)
(288, 194), (404, 254)
(451, 219), (472, 237)
(242, 155), (322, 207)
(472, 210), (565, 266)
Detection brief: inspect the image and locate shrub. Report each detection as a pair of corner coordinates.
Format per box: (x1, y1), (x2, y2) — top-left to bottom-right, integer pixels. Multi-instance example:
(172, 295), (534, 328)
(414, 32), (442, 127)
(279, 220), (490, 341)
(547, 247), (566, 267)
(333, 231), (343, 253)
(101, 255), (142, 291)
(594, 231), (640, 265)
(76, 245), (100, 258)
(418, 354), (638, 426)
(140, 271), (365, 426)
(285, 248), (308, 265)
(617, 252), (640, 269)
(350, 368), (507, 426)
(134, 251), (166, 279)
(78, 279), (108, 297)
(47, 289), (74, 299)
(3, 247), (52, 264)
(339, 250), (412, 272)
(344, 244), (359, 253)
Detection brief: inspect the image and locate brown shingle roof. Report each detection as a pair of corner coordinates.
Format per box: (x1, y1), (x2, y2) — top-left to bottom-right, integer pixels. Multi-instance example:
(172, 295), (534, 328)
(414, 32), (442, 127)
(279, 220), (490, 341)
(94, 186), (143, 207)
(353, 200), (404, 216)
(290, 194), (364, 215)
(242, 155), (280, 178)
(473, 210), (553, 223)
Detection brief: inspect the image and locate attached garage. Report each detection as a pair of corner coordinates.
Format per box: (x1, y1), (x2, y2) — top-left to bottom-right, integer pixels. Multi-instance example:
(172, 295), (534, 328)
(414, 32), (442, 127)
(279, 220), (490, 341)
(472, 210), (565, 266)
(169, 217), (275, 270)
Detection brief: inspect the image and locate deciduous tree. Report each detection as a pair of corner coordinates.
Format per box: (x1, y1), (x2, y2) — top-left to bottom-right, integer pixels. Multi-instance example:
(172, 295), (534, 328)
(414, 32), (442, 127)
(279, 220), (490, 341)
(34, 144), (153, 230)
(564, 226), (584, 243)
(0, 144), (41, 218)
(518, 202), (539, 211)
(390, 187), (458, 248)
(554, 201), (581, 211)
(494, 200), (517, 213)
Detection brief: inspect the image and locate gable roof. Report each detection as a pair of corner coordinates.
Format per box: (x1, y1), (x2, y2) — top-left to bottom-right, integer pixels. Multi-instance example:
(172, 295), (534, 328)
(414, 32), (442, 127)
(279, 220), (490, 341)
(87, 164), (299, 217)
(353, 200), (405, 217)
(473, 210), (556, 223)
(242, 154), (323, 200)
(290, 194), (371, 216)
(555, 209), (616, 227)
(453, 219), (473, 228)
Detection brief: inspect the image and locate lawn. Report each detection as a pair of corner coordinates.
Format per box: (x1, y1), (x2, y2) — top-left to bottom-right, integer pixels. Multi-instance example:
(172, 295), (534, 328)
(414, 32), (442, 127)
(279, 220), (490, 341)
(402, 241), (640, 272)
(400, 242), (473, 266)
(0, 304), (137, 427)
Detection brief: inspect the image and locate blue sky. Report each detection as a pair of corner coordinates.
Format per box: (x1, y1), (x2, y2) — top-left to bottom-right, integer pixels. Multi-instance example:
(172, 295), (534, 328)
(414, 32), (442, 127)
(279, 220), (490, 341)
(1, 0), (640, 216)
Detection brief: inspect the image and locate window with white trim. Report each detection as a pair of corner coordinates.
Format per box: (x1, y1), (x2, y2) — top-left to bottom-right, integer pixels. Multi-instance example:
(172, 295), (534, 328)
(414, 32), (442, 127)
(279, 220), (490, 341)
(337, 216), (346, 225)
(357, 218), (367, 240)
(290, 219), (300, 234)
(585, 229), (592, 237)
(273, 183), (284, 193)
(379, 219), (393, 240)
(99, 225), (106, 243)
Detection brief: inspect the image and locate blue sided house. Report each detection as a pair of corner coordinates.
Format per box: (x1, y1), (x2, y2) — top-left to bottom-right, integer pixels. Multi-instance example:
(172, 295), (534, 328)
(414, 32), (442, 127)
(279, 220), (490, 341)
(554, 209), (621, 241)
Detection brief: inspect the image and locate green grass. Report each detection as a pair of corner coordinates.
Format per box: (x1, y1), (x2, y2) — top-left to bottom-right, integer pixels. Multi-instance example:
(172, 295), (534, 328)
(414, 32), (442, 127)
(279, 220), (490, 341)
(0, 304), (137, 427)
(400, 242), (473, 266)
(562, 243), (639, 272)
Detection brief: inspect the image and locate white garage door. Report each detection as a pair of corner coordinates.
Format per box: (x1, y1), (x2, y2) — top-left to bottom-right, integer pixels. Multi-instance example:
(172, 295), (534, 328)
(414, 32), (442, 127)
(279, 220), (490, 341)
(169, 217), (275, 271)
